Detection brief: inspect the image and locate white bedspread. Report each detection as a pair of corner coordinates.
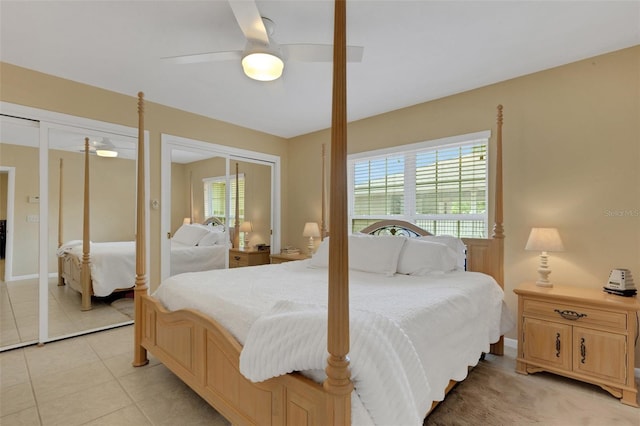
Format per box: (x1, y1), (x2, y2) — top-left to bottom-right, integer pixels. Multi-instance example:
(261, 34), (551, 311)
(154, 260), (513, 426)
(57, 241), (228, 297)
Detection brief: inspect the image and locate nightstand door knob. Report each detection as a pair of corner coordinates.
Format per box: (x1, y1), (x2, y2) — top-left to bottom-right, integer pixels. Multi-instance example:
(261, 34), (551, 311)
(234, 256), (241, 261)
(580, 337), (586, 363)
(555, 332), (561, 357)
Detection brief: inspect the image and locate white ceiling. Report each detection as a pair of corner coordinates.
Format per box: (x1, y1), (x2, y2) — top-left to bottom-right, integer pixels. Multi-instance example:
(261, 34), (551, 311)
(1, 1), (639, 139)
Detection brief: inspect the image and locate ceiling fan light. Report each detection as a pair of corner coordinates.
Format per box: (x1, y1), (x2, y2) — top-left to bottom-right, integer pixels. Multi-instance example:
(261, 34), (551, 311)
(96, 149), (118, 158)
(242, 52), (284, 81)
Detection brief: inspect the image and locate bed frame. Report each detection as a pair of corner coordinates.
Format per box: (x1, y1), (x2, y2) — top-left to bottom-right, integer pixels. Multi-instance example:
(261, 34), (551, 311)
(132, 2), (505, 424)
(57, 139), (133, 311)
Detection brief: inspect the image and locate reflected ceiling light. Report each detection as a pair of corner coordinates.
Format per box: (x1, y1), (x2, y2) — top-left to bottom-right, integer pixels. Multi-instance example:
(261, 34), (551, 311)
(96, 149), (118, 158)
(241, 51), (284, 82)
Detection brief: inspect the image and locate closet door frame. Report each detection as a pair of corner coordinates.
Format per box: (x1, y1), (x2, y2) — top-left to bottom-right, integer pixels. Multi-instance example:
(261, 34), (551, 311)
(160, 133), (281, 281)
(0, 101), (149, 347)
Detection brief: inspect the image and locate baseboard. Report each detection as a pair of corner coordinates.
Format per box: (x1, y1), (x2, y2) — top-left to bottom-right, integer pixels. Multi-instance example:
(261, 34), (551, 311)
(503, 337), (517, 349)
(5, 273), (38, 282)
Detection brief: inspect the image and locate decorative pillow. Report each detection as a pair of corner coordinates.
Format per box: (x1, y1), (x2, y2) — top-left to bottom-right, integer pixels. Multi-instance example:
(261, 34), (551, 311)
(309, 234), (407, 276)
(419, 235), (466, 270)
(172, 224), (211, 246)
(396, 238), (458, 275)
(197, 230), (229, 246)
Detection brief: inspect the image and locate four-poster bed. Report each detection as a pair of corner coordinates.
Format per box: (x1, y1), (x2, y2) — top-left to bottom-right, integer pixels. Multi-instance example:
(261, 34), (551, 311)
(57, 140), (231, 311)
(132, 2), (508, 424)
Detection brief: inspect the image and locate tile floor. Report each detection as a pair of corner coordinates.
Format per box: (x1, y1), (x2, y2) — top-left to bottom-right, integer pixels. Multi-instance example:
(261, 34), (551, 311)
(1, 326), (638, 426)
(0, 325), (230, 426)
(1, 277), (131, 348)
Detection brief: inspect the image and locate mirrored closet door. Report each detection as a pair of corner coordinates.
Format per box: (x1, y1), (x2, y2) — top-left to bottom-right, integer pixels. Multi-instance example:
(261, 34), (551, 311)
(160, 134), (280, 281)
(0, 104), (147, 351)
(0, 115), (40, 349)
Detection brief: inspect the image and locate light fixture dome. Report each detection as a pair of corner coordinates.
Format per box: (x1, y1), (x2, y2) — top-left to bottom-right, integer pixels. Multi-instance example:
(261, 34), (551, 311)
(96, 149), (118, 158)
(241, 51), (284, 81)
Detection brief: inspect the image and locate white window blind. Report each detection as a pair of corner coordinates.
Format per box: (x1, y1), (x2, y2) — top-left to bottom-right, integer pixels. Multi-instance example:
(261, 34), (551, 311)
(349, 132), (489, 238)
(203, 174), (245, 223)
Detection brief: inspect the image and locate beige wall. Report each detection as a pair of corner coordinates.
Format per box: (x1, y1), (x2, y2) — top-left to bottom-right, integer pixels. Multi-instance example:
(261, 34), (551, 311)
(0, 62), (289, 285)
(2, 46), (639, 361)
(289, 46), (640, 361)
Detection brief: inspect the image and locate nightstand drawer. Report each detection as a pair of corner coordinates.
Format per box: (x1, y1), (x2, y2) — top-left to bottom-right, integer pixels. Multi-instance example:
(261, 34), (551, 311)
(523, 299), (627, 331)
(230, 252), (249, 267)
(229, 248), (270, 268)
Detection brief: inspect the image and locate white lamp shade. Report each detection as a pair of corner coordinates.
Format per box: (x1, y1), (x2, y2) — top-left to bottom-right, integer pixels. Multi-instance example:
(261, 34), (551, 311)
(525, 227), (564, 252)
(242, 52), (284, 81)
(303, 222), (321, 238)
(239, 221), (253, 232)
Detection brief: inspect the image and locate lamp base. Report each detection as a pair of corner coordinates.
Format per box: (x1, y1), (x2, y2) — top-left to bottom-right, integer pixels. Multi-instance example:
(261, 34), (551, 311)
(536, 253), (553, 287)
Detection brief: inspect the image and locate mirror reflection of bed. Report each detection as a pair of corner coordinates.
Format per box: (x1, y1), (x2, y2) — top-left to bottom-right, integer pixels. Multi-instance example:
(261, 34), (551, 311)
(169, 152), (272, 275)
(50, 131), (138, 334)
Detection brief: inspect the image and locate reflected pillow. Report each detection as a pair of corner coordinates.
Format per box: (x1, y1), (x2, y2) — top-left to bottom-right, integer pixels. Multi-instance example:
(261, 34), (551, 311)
(198, 230), (229, 246)
(396, 238), (458, 275)
(172, 224), (211, 246)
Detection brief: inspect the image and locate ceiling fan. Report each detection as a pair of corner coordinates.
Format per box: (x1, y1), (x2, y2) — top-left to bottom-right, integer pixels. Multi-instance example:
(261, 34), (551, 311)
(75, 138), (133, 158)
(162, 0), (364, 81)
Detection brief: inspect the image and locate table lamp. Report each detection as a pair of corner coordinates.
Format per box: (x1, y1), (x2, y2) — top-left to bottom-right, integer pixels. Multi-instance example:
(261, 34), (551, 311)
(239, 221), (253, 249)
(525, 227), (564, 287)
(303, 222), (321, 255)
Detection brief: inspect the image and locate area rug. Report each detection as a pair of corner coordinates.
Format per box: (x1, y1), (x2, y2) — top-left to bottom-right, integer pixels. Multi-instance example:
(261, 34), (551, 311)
(110, 296), (134, 320)
(424, 361), (539, 425)
(424, 359), (637, 426)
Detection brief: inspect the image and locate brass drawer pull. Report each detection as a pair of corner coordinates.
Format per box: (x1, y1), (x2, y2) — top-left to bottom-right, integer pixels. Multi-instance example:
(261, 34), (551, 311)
(234, 256), (241, 261)
(554, 309), (587, 321)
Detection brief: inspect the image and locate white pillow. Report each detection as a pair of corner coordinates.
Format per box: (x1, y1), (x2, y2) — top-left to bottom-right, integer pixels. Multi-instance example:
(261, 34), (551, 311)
(198, 230), (229, 246)
(172, 224), (211, 246)
(309, 234), (407, 276)
(396, 238), (458, 275)
(419, 235), (466, 270)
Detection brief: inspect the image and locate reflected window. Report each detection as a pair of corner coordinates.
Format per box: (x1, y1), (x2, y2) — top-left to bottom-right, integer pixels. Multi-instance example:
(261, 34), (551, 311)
(203, 174), (245, 222)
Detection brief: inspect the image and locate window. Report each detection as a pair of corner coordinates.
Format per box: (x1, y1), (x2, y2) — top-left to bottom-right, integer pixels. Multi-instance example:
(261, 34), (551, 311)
(203, 174), (245, 223)
(349, 132), (489, 238)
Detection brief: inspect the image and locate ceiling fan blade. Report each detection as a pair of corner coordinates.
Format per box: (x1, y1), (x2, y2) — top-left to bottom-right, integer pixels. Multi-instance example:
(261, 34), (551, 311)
(228, 0), (269, 45)
(282, 44), (364, 62)
(162, 51), (242, 65)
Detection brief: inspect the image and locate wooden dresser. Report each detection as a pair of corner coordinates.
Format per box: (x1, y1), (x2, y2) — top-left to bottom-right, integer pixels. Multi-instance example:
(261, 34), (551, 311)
(514, 282), (640, 406)
(229, 248), (270, 268)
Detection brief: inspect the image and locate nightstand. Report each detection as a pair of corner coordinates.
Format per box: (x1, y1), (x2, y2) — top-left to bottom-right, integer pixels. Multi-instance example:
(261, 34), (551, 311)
(514, 282), (640, 406)
(229, 248), (270, 268)
(270, 252), (310, 264)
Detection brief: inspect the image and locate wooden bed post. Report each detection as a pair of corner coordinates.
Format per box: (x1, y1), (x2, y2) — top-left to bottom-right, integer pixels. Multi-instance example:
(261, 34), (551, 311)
(80, 138), (92, 311)
(321, 143), (327, 240)
(323, 0), (353, 423)
(57, 158), (65, 286)
(490, 104), (505, 355)
(133, 92), (149, 367)
(232, 162), (240, 249)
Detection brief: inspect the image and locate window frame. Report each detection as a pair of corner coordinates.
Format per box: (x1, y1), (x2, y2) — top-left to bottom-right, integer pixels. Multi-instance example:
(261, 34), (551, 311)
(347, 130), (491, 237)
(203, 172), (245, 223)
